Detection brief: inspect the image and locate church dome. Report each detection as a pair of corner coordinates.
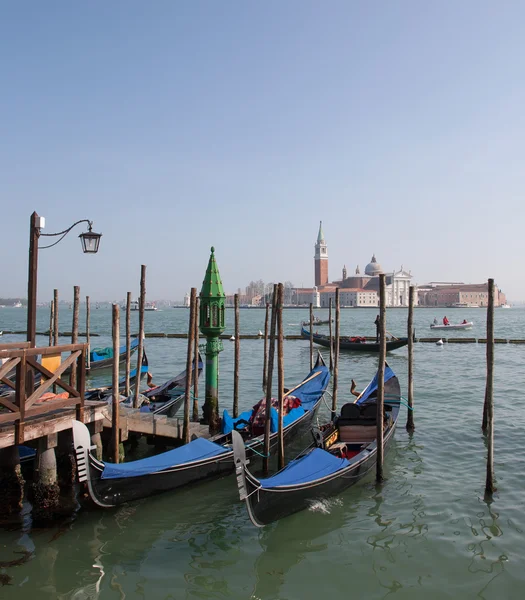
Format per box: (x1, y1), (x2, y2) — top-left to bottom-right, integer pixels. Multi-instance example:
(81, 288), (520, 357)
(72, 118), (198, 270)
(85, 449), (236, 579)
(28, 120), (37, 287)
(365, 254), (382, 276)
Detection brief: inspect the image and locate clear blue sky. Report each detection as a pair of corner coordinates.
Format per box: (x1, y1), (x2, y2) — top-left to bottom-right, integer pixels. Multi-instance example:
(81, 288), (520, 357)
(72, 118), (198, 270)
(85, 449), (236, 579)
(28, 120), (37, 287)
(2, 1), (524, 302)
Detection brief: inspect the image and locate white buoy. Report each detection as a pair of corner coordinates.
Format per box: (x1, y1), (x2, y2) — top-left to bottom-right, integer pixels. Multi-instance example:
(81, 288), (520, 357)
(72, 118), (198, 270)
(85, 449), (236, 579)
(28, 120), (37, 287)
(258, 330), (263, 336)
(436, 339), (444, 346)
(230, 335), (235, 341)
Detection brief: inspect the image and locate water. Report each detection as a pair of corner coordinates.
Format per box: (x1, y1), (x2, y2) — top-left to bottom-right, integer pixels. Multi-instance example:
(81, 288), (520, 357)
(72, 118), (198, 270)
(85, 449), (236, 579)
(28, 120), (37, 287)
(1, 306), (524, 599)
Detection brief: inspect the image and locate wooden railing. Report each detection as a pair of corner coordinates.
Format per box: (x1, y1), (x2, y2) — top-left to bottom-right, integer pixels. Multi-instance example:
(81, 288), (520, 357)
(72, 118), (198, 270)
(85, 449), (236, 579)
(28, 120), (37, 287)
(0, 342), (87, 444)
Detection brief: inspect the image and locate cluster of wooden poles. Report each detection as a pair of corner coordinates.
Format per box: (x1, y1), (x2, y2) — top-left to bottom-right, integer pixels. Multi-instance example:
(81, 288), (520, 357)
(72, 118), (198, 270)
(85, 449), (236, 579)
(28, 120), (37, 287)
(228, 275), (496, 493)
(49, 271), (497, 494)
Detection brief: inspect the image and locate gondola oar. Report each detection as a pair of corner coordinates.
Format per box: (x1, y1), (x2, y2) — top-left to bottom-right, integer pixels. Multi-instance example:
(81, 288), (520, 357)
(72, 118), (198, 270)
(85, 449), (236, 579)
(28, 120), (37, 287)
(386, 330), (399, 340)
(283, 369), (322, 399)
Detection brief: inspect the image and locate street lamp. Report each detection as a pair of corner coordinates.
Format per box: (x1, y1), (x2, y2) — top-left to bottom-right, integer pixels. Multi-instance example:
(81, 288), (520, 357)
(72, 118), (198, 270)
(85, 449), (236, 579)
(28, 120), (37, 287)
(27, 211), (102, 347)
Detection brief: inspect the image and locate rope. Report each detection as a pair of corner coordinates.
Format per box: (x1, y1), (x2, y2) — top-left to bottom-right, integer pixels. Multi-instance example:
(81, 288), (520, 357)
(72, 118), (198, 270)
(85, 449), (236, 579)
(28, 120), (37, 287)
(248, 446), (270, 458)
(384, 394), (413, 410)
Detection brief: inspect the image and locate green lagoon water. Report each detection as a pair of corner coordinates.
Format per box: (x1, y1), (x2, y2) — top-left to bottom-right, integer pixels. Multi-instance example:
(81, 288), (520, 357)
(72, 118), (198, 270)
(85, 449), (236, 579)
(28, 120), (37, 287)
(0, 306), (524, 599)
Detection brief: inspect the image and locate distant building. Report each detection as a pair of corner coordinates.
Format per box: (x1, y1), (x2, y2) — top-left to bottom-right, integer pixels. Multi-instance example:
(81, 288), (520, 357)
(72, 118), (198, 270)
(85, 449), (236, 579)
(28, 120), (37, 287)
(417, 283), (507, 307)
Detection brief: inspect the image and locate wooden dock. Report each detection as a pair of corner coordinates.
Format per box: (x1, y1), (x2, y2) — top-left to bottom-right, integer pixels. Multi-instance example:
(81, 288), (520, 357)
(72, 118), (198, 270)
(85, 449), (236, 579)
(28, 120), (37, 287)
(101, 404), (210, 442)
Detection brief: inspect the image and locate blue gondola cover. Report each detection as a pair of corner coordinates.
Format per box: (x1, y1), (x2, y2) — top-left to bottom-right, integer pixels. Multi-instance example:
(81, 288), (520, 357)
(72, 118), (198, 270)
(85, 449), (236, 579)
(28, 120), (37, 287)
(356, 365), (395, 405)
(258, 448), (349, 488)
(101, 437), (228, 479)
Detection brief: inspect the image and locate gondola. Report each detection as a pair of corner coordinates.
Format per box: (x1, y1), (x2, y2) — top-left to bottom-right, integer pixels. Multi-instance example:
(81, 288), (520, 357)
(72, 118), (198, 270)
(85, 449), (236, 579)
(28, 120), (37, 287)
(233, 363), (401, 527)
(301, 327), (409, 352)
(72, 353), (330, 507)
(134, 352), (204, 416)
(85, 351), (149, 401)
(88, 337), (140, 371)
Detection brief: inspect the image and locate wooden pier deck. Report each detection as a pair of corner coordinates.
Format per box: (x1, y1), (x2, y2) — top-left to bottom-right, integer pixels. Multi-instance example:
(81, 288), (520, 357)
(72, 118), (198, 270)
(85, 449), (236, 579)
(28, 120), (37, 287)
(101, 405), (210, 442)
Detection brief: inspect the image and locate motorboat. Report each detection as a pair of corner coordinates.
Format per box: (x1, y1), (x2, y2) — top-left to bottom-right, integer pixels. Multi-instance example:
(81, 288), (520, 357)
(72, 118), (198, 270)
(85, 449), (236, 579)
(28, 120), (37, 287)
(430, 321), (473, 331)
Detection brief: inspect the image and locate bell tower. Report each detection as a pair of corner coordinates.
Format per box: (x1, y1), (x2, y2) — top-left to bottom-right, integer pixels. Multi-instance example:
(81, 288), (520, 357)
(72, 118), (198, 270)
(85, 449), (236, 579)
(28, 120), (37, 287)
(314, 221), (328, 287)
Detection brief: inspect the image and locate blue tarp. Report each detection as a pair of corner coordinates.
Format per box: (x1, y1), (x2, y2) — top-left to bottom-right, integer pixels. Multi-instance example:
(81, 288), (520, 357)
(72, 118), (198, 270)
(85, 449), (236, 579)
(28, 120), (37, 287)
(259, 448), (349, 488)
(282, 406), (306, 427)
(101, 437), (229, 479)
(221, 364), (329, 435)
(91, 337), (139, 362)
(356, 365), (396, 405)
(292, 365), (330, 411)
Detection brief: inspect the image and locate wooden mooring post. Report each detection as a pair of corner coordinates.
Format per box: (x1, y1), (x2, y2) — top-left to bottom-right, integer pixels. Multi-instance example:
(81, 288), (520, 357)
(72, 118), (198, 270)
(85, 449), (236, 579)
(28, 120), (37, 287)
(309, 303), (314, 371)
(233, 294), (240, 418)
(53, 289), (59, 346)
(262, 302), (269, 393)
(70, 286), (80, 388)
(125, 292), (131, 397)
(133, 265), (146, 408)
(331, 289), (340, 418)
(192, 296), (200, 422)
(263, 285), (278, 476)
(277, 283), (285, 470)
(406, 285), (415, 431)
(111, 304), (120, 463)
(86, 295), (91, 371)
(484, 278), (496, 495)
(376, 274), (386, 483)
(48, 300), (54, 347)
(328, 297), (334, 372)
(183, 289), (197, 444)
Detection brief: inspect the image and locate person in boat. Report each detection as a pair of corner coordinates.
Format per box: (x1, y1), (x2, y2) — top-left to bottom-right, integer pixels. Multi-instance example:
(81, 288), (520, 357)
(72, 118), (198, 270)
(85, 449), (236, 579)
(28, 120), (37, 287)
(433, 317), (438, 325)
(443, 316), (450, 326)
(374, 314), (380, 342)
(462, 319), (468, 324)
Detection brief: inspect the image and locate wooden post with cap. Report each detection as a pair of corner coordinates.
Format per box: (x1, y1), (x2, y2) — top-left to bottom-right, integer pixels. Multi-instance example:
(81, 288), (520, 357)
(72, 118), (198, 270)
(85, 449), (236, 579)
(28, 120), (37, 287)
(406, 285), (415, 431)
(376, 274), (386, 482)
(263, 285), (278, 476)
(484, 278), (495, 495)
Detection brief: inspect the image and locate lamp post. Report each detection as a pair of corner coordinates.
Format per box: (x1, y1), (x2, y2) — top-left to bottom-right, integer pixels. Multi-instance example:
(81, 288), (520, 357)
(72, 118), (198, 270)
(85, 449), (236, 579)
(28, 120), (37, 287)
(26, 211), (102, 347)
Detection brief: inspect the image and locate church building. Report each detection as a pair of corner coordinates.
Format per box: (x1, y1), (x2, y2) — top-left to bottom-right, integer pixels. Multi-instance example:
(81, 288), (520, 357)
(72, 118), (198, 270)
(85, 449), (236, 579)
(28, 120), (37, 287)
(311, 222), (413, 307)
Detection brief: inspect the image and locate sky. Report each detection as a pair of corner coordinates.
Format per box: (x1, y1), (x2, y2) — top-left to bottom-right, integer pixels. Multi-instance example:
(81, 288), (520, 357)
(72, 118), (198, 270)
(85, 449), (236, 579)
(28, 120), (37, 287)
(1, 1), (524, 302)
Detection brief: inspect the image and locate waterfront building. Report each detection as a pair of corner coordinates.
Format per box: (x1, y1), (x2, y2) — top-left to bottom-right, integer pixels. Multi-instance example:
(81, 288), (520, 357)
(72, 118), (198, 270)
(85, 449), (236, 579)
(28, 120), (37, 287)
(418, 283), (507, 307)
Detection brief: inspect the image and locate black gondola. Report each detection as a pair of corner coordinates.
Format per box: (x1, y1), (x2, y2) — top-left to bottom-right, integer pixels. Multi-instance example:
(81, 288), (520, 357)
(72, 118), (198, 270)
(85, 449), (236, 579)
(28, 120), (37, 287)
(232, 363), (401, 527)
(72, 353), (330, 507)
(301, 327), (409, 352)
(133, 351), (204, 416)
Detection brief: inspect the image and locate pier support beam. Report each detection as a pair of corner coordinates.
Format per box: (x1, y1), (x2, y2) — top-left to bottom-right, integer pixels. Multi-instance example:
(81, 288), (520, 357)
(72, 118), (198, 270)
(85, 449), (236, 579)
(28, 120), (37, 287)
(30, 438), (60, 521)
(91, 432), (103, 461)
(0, 446), (25, 514)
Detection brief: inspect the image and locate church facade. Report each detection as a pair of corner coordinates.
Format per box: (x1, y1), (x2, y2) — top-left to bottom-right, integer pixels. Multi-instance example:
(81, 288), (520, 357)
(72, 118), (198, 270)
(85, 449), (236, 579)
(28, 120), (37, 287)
(312, 222), (413, 307)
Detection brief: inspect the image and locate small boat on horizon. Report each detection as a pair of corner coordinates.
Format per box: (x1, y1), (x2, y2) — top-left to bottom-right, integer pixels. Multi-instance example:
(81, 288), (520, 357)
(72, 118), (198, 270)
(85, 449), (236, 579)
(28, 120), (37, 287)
(430, 321), (473, 331)
(131, 300), (158, 311)
(301, 316), (334, 326)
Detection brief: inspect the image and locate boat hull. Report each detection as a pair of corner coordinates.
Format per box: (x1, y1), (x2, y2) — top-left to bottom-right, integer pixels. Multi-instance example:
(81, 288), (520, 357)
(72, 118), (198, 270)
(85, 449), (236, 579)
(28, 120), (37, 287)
(242, 410), (398, 526)
(301, 328), (408, 352)
(75, 385), (324, 507)
(430, 322), (473, 331)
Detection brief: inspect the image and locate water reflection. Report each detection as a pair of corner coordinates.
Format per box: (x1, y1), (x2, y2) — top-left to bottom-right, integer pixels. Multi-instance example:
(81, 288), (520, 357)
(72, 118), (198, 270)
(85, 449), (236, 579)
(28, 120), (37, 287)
(252, 501), (356, 600)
